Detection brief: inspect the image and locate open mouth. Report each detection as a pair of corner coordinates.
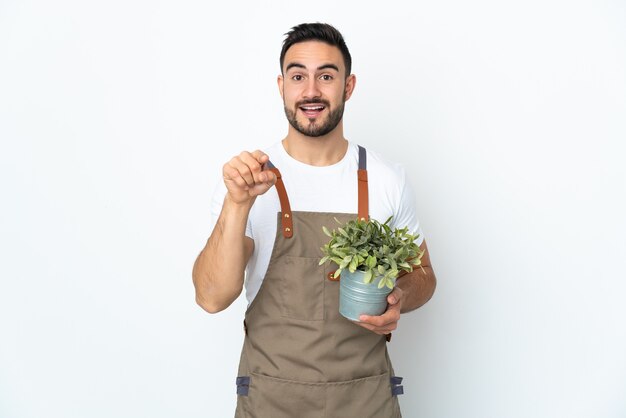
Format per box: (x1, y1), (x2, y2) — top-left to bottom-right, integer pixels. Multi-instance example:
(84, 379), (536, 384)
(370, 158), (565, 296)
(299, 104), (326, 118)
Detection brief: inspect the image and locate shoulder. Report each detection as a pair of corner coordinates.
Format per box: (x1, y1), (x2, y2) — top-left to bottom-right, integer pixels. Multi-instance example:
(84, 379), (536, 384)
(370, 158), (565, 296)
(359, 145), (422, 236)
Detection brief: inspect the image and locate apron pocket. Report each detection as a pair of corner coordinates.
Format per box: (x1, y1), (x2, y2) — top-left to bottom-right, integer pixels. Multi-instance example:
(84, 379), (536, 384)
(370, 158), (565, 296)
(245, 372), (325, 418)
(241, 372), (399, 418)
(276, 256), (325, 321)
(325, 372), (399, 418)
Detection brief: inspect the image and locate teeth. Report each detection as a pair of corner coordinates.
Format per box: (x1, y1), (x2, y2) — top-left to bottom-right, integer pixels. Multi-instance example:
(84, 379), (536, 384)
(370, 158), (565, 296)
(301, 106), (324, 111)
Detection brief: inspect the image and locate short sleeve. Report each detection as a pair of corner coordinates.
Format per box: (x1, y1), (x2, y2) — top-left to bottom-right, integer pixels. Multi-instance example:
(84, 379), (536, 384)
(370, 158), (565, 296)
(208, 180), (253, 239)
(391, 166), (425, 246)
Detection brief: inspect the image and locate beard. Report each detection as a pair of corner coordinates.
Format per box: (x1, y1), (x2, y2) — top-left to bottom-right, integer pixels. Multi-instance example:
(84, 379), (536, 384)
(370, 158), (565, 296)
(284, 98), (345, 138)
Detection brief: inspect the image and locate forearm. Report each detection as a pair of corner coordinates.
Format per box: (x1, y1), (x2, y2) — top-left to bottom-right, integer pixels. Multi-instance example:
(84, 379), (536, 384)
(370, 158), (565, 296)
(192, 196), (253, 313)
(396, 263), (436, 313)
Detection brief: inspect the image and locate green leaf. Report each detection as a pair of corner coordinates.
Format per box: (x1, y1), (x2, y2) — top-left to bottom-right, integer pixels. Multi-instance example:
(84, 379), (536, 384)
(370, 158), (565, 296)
(322, 226), (332, 237)
(340, 255), (352, 269)
(349, 257), (358, 273)
(331, 248), (347, 258)
(319, 256), (329, 265)
(363, 269), (373, 284)
(377, 277), (386, 288)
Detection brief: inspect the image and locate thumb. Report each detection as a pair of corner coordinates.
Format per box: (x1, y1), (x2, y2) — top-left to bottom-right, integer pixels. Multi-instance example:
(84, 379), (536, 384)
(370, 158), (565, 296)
(265, 170), (277, 187)
(249, 170), (276, 197)
(387, 287), (403, 305)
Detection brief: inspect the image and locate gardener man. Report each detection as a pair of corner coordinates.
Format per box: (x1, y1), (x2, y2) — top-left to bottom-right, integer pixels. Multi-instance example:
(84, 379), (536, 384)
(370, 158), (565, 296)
(192, 23), (437, 418)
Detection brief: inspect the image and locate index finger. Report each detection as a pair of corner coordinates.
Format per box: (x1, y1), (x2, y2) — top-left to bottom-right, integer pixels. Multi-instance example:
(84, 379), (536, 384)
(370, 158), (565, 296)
(359, 305), (400, 326)
(250, 150), (270, 165)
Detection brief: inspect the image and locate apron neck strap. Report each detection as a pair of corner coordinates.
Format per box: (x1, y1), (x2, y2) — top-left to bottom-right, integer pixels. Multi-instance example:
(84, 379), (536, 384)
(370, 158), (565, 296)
(357, 145), (369, 221)
(267, 164), (293, 238)
(267, 145), (370, 238)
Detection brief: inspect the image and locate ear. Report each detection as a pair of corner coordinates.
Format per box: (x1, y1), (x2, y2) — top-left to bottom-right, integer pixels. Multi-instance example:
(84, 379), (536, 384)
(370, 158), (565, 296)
(277, 75), (284, 100)
(344, 74), (356, 101)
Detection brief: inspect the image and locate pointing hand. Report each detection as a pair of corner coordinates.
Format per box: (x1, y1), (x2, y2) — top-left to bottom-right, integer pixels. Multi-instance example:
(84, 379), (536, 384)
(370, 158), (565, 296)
(222, 150), (277, 205)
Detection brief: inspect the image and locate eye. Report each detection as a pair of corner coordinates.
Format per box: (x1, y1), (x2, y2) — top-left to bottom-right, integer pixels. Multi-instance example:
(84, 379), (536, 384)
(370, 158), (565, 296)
(320, 74), (333, 81)
(292, 74), (304, 81)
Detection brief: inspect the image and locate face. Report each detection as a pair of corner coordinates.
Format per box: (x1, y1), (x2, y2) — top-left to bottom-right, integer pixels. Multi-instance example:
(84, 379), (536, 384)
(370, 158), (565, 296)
(278, 41), (355, 137)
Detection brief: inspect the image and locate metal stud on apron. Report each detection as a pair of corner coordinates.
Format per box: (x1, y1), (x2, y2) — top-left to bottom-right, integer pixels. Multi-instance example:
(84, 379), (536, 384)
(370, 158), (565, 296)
(235, 146), (404, 418)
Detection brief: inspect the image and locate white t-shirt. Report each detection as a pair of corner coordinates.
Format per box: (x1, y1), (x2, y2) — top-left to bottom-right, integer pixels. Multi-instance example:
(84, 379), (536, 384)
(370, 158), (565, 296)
(210, 141), (424, 305)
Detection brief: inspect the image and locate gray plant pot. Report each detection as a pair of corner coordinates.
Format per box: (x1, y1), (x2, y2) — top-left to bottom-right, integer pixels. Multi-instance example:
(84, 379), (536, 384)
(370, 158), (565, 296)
(339, 270), (393, 321)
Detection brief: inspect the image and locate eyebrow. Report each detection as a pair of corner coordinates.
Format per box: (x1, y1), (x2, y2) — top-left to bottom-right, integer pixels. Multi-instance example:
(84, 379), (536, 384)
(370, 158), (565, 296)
(285, 63), (340, 72)
(318, 64), (339, 72)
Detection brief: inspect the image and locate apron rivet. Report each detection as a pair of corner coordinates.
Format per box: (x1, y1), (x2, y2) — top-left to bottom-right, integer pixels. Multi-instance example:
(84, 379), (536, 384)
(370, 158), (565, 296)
(284, 213), (290, 218)
(285, 227), (291, 232)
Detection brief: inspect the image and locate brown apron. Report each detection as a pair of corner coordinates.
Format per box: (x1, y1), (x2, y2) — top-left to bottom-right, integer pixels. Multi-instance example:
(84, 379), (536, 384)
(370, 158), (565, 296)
(235, 146), (404, 418)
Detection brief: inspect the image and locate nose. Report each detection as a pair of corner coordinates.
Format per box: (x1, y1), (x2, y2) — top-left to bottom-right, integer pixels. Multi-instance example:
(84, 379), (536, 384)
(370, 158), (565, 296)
(303, 77), (321, 99)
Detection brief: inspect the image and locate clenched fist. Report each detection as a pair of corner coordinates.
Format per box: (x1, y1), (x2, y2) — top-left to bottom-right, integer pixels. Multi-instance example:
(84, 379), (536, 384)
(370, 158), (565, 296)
(222, 150), (277, 205)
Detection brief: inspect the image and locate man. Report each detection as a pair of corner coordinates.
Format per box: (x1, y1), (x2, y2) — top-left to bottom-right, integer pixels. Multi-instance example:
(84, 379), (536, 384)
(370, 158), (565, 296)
(193, 23), (436, 418)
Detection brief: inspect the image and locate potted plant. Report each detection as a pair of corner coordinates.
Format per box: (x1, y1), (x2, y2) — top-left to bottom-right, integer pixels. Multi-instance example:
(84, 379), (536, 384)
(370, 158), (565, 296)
(319, 216), (425, 321)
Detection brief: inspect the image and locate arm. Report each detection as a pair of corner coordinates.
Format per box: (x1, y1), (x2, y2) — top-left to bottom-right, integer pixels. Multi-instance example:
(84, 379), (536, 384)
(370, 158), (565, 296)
(356, 241), (437, 335)
(395, 240), (436, 313)
(192, 198), (254, 313)
(192, 150), (276, 314)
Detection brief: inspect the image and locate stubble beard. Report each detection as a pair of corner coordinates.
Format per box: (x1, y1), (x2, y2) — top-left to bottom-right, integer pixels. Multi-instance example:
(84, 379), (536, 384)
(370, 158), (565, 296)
(284, 98), (345, 138)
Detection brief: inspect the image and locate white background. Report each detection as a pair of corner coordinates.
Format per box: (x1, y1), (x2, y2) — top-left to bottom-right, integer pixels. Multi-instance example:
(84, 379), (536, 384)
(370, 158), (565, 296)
(1, 1), (625, 417)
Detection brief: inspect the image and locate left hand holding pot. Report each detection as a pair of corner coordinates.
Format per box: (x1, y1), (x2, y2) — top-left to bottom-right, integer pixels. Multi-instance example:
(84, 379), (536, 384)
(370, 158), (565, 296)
(355, 287), (403, 336)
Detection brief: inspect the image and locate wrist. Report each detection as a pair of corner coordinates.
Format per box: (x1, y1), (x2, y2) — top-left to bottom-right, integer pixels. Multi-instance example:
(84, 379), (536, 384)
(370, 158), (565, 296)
(224, 194), (255, 212)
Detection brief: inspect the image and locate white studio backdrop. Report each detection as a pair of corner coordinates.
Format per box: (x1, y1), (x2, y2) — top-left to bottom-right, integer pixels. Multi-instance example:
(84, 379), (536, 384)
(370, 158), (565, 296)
(1, 0), (625, 417)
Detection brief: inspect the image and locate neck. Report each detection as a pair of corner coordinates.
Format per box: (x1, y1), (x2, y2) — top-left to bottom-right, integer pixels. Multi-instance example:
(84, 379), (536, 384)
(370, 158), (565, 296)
(283, 122), (348, 166)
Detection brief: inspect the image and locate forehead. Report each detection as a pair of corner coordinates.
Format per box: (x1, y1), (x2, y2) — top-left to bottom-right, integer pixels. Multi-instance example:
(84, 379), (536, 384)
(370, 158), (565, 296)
(283, 41), (345, 73)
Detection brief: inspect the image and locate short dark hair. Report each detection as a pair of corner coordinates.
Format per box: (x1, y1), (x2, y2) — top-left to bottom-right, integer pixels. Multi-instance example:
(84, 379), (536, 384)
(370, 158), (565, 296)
(280, 23), (352, 77)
